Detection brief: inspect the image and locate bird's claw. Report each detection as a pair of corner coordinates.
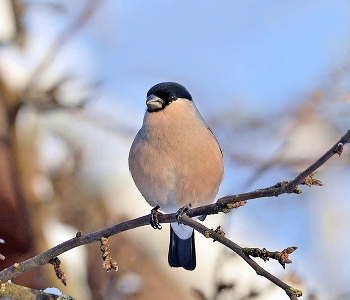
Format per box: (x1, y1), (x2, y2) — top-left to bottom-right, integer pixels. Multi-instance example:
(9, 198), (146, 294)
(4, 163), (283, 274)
(175, 204), (191, 224)
(150, 206), (162, 230)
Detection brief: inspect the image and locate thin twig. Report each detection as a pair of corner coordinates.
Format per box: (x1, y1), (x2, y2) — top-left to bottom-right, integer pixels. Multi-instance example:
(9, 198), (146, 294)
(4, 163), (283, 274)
(242, 246), (298, 269)
(180, 216), (302, 300)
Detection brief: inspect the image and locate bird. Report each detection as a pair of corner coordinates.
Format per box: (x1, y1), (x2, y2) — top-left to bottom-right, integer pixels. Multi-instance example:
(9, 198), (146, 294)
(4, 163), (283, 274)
(128, 82), (224, 270)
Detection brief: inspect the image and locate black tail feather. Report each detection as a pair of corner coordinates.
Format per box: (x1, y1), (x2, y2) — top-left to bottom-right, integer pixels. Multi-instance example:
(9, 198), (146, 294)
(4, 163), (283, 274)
(168, 225), (196, 270)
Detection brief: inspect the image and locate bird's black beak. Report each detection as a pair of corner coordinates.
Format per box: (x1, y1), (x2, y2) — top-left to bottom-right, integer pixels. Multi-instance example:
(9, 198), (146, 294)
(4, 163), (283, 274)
(146, 94), (164, 111)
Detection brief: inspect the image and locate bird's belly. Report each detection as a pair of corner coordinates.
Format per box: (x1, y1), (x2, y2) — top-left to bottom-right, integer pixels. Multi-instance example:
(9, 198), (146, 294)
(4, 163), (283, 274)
(129, 142), (222, 212)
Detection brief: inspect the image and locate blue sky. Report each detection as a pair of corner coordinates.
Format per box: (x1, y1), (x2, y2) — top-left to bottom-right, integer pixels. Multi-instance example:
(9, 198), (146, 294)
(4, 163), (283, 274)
(82, 0), (350, 114)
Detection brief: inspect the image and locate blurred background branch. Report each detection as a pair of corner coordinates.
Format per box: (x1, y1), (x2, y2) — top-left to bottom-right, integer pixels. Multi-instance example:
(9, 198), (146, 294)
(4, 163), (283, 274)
(23, 0), (103, 95)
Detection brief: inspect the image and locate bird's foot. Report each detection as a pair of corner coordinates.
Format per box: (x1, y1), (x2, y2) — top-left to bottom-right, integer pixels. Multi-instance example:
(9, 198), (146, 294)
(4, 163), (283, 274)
(150, 206), (162, 230)
(175, 204), (191, 224)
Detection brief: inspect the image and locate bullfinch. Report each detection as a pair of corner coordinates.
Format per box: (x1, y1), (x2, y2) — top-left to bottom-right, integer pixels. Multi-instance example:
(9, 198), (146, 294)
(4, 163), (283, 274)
(129, 82), (224, 270)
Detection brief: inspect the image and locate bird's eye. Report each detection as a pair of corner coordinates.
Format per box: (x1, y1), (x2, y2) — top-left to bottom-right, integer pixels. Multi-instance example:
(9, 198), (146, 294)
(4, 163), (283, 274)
(169, 93), (177, 102)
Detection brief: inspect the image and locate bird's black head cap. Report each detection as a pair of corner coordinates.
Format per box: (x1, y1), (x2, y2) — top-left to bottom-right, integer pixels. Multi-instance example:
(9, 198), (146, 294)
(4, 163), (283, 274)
(147, 82), (192, 111)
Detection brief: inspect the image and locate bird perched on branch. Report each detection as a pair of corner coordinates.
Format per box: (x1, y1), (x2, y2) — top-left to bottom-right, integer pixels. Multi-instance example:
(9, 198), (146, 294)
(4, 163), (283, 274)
(129, 82), (224, 270)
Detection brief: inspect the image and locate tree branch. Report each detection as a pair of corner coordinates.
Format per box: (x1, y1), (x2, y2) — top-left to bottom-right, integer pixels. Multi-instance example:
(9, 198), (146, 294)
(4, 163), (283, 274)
(0, 215), (152, 282)
(180, 216), (302, 300)
(187, 130), (350, 218)
(0, 130), (349, 298)
(0, 282), (73, 299)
